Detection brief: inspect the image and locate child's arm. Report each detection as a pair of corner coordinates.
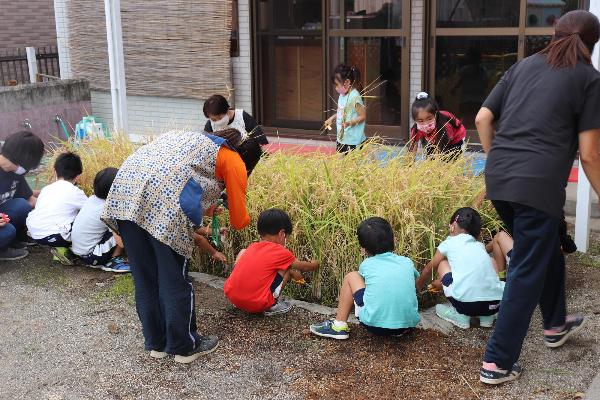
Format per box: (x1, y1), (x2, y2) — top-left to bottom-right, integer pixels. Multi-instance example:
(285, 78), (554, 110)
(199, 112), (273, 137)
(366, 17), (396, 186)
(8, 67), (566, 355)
(290, 259), (319, 272)
(323, 114), (336, 130)
(193, 233), (227, 263)
(113, 232), (124, 249)
(343, 103), (366, 128)
(416, 250), (445, 291)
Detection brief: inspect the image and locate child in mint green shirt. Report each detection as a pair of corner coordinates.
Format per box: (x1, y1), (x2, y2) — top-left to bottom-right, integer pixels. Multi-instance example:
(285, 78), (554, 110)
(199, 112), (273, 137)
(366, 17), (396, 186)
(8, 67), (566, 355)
(323, 64), (366, 153)
(416, 207), (505, 329)
(309, 217), (420, 339)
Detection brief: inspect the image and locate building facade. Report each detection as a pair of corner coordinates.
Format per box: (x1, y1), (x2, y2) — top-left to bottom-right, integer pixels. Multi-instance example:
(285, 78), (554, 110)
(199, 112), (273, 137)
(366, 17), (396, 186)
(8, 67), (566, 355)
(54, 0), (589, 142)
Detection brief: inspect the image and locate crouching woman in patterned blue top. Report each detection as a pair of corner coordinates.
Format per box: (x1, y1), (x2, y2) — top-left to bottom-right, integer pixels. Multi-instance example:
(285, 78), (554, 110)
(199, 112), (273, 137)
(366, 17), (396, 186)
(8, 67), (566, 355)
(102, 128), (260, 364)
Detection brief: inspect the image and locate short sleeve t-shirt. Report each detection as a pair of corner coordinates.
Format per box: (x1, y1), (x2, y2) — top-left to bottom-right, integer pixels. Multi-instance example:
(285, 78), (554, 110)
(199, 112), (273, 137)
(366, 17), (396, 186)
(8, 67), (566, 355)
(358, 252), (420, 329)
(336, 88), (366, 146)
(224, 241), (296, 313)
(71, 196), (110, 256)
(483, 53), (600, 218)
(0, 169), (33, 205)
(26, 180), (88, 240)
(437, 234), (505, 302)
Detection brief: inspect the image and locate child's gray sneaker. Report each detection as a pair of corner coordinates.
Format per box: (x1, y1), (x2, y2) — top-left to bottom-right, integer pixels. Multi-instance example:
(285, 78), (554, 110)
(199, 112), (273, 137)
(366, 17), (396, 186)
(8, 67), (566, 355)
(264, 300), (292, 316)
(0, 247), (28, 261)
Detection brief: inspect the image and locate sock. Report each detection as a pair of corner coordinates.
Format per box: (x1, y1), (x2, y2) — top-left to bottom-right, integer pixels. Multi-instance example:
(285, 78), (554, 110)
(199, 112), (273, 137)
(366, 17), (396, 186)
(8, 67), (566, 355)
(332, 320), (348, 330)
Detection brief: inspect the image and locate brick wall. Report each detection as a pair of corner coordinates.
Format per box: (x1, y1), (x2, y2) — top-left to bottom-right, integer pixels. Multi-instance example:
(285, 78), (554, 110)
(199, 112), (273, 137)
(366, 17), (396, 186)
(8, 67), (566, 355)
(231, 0), (253, 113)
(0, 0), (57, 50)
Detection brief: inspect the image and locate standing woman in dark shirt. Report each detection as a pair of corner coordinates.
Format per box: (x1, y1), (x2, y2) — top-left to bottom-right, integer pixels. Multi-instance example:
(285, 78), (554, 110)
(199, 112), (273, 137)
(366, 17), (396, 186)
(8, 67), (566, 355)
(475, 10), (600, 385)
(203, 94), (268, 145)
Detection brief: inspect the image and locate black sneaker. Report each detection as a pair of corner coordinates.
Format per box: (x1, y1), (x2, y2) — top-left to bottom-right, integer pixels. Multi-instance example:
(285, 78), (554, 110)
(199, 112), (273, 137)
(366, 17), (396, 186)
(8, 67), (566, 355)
(544, 315), (585, 348)
(174, 335), (219, 364)
(0, 247), (29, 261)
(480, 363), (522, 385)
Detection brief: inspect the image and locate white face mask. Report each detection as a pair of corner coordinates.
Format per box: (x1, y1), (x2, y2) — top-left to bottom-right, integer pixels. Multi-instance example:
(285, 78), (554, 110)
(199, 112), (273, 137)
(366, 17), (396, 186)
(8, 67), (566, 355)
(14, 166), (27, 175)
(211, 114), (230, 131)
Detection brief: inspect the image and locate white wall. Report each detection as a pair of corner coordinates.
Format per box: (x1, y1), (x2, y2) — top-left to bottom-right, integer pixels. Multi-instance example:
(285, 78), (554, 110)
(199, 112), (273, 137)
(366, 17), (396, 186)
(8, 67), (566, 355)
(91, 91), (206, 137)
(231, 0), (253, 113)
(54, 0), (72, 79)
(409, 0), (425, 119)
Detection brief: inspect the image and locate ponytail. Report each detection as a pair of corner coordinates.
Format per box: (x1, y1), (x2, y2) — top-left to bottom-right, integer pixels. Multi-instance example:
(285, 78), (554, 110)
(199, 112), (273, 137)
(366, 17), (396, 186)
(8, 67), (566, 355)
(333, 64), (363, 92)
(540, 10), (600, 69)
(450, 207), (482, 238)
(540, 33), (592, 68)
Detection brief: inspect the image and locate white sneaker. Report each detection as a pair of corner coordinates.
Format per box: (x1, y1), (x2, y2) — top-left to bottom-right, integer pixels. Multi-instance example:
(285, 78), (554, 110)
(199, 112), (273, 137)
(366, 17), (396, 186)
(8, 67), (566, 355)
(264, 300), (292, 316)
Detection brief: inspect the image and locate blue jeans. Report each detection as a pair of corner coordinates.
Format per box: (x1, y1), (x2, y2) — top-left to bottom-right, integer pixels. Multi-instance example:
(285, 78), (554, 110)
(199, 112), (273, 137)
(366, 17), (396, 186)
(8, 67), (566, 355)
(0, 198), (32, 250)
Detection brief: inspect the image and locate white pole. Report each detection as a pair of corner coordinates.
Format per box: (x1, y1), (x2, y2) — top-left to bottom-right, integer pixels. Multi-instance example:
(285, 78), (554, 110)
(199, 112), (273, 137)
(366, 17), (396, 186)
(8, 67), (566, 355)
(574, 0), (600, 253)
(25, 47), (38, 84)
(104, 0), (129, 133)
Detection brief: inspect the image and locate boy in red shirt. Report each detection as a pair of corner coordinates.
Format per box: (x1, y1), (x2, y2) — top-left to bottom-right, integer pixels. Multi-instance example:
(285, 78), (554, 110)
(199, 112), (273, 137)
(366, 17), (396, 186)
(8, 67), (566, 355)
(224, 208), (319, 316)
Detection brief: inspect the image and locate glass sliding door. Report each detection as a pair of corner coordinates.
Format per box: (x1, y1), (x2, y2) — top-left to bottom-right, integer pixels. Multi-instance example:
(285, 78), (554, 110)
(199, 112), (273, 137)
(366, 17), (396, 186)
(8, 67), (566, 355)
(255, 0), (324, 129)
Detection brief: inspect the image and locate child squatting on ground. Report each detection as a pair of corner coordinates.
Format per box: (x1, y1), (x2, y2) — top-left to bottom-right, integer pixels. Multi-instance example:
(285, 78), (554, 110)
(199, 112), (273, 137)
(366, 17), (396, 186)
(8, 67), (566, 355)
(323, 64), (367, 153)
(409, 92), (466, 158)
(416, 207), (505, 329)
(0, 131), (44, 261)
(70, 168), (129, 273)
(26, 152), (88, 264)
(310, 217), (420, 339)
(224, 208), (319, 316)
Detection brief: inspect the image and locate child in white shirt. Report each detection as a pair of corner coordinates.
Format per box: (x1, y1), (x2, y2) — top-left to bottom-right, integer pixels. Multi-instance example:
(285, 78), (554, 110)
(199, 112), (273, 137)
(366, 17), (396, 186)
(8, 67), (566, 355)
(26, 152), (87, 264)
(416, 207), (505, 329)
(71, 167), (129, 273)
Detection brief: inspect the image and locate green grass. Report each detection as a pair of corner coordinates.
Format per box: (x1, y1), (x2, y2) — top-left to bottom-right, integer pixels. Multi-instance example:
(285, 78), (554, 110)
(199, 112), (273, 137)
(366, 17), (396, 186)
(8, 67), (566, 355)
(97, 275), (135, 304)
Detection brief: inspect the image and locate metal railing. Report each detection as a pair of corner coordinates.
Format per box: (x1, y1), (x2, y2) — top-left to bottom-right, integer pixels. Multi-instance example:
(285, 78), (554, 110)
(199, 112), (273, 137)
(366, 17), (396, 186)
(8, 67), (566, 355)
(0, 46), (60, 85)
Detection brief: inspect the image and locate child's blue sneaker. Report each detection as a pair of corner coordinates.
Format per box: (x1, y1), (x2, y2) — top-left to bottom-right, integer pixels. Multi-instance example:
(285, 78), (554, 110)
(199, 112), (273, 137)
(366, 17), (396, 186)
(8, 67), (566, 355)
(101, 257), (131, 273)
(435, 304), (470, 329)
(309, 319), (350, 340)
(479, 314), (497, 328)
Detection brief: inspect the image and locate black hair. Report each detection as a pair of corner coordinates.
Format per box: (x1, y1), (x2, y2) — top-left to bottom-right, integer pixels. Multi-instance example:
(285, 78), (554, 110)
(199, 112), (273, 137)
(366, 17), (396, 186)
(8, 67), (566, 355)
(54, 152), (83, 181)
(203, 94), (230, 118)
(410, 92), (452, 150)
(450, 207), (482, 238)
(257, 208), (293, 236)
(332, 64), (363, 92)
(211, 128), (263, 176)
(93, 167), (119, 199)
(357, 217), (395, 256)
(1, 131), (45, 170)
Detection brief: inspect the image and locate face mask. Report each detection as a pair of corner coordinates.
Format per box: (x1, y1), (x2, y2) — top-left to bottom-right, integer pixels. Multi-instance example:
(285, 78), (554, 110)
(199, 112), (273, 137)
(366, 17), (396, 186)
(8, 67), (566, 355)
(335, 85), (348, 95)
(211, 114), (229, 130)
(14, 166), (27, 175)
(416, 120), (436, 134)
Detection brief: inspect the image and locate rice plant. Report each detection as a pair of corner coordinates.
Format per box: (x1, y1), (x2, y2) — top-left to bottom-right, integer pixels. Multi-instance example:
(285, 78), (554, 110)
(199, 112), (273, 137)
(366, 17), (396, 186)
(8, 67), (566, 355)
(46, 135), (499, 306)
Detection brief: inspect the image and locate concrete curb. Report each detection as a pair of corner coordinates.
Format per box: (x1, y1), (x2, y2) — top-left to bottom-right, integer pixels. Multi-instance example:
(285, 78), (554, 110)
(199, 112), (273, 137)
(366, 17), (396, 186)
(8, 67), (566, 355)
(189, 272), (454, 335)
(587, 373), (600, 399)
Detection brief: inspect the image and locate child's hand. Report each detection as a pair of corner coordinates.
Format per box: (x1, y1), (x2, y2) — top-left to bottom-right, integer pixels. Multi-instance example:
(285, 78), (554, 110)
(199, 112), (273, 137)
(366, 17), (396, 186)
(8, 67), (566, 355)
(195, 227), (210, 237)
(309, 259), (320, 268)
(211, 251), (227, 263)
(219, 227), (229, 236)
(0, 219), (6, 228)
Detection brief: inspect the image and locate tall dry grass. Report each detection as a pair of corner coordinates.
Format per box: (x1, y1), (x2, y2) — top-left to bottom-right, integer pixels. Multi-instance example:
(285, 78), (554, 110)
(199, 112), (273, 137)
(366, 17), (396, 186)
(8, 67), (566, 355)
(45, 136), (498, 306)
(45, 134), (140, 195)
(205, 142), (499, 306)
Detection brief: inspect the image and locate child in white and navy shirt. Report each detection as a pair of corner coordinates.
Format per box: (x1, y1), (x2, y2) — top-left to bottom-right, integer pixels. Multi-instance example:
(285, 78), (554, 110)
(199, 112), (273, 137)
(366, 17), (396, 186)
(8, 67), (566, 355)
(71, 167), (129, 273)
(26, 152), (87, 264)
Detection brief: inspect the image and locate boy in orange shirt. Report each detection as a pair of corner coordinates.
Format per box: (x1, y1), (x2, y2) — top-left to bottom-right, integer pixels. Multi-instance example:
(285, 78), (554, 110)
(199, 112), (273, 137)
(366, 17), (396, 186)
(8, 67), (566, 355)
(224, 208), (319, 316)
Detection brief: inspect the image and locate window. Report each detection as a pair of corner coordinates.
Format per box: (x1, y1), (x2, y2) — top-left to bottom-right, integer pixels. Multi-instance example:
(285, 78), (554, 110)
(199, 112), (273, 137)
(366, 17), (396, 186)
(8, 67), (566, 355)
(231, 0), (240, 57)
(428, 0), (587, 133)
